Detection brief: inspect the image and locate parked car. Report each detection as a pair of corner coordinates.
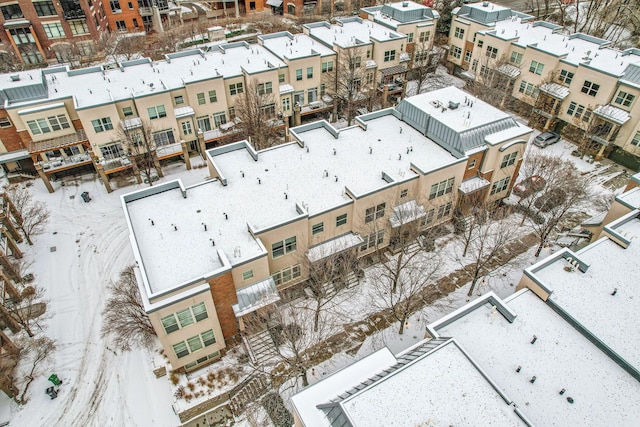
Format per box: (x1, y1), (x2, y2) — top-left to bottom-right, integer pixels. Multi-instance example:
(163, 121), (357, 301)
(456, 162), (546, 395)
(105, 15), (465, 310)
(513, 175), (546, 197)
(533, 131), (560, 148)
(534, 188), (566, 212)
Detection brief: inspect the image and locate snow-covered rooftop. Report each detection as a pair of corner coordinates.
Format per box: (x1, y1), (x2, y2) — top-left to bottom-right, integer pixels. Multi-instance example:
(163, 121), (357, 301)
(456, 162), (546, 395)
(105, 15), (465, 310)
(617, 186), (640, 209)
(1, 43), (287, 109)
(306, 18), (406, 49)
(527, 213), (640, 373)
(434, 290), (640, 426)
(362, 1), (439, 30)
(259, 32), (335, 61)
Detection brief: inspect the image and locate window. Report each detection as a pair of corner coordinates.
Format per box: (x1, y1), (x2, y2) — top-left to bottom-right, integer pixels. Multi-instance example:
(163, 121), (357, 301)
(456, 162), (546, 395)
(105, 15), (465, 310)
(320, 84), (326, 97)
(429, 178), (455, 200)
(322, 61), (334, 73)
(197, 93), (206, 105)
(161, 315), (179, 334)
(272, 236), (297, 258)
(365, 203), (386, 223)
(581, 80), (600, 97)
(43, 22), (65, 38)
(510, 51), (523, 65)
(415, 50), (429, 62)
(68, 19), (90, 35)
(272, 265), (301, 286)
(282, 97), (290, 111)
(1, 4), (23, 20)
(174, 95), (184, 105)
(477, 39), (484, 49)
(464, 50), (472, 63)
(500, 152), (517, 168)
(450, 46), (462, 59)
(349, 56), (361, 69)
(208, 90), (217, 102)
(181, 121), (192, 135)
(360, 230), (384, 251)
(197, 116), (211, 132)
(229, 83), (243, 95)
(294, 91), (304, 106)
(631, 131), (640, 147)
(91, 117), (113, 133)
(176, 308), (194, 327)
(116, 20), (126, 31)
(128, 1), (134, 8)
(279, 73), (285, 83)
(454, 27), (465, 39)
(110, 0), (121, 11)
(173, 342), (189, 358)
(419, 31), (430, 43)
(336, 213), (347, 227)
(153, 129), (175, 146)
(567, 101), (577, 116)
(468, 159), (476, 169)
(490, 177), (510, 195)
(479, 65), (490, 79)
(559, 69), (574, 85)
(213, 112), (226, 128)
(567, 102), (590, 121)
(486, 46), (498, 59)
(529, 60), (544, 75)
(407, 32), (414, 42)
(0, 117), (11, 128)
(257, 82), (272, 95)
(425, 208), (435, 224)
(307, 67), (313, 79)
(99, 143), (125, 160)
(384, 50), (396, 62)
(518, 81), (538, 98)
(192, 302), (208, 321)
(34, 1), (56, 16)
(614, 91), (635, 107)
(227, 107), (235, 120)
(296, 69), (302, 81)
(437, 202), (453, 219)
(242, 270), (254, 280)
(201, 330), (216, 346)
(400, 189), (408, 198)
(122, 106), (133, 117)
(472, 59), (478, 72)
(312, 222), (324, 235)
(307, 88), (318, 104)
(147, 105), (166, 120)
(366, 50), (371, 59)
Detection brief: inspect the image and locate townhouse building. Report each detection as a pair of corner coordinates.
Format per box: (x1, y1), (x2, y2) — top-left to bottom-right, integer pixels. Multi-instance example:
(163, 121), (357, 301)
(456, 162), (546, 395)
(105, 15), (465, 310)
(0, 0), (106, 65)
(121, 86), (532, 371)
(448, 1), (640, 167)
(291, 171), (640, 427)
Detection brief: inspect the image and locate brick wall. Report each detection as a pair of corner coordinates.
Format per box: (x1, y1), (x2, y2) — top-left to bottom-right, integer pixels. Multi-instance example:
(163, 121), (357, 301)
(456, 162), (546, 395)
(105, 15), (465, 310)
(463, 151), (485, 180)
(0, 112), (24, 152)
(208, 272), (240, 345)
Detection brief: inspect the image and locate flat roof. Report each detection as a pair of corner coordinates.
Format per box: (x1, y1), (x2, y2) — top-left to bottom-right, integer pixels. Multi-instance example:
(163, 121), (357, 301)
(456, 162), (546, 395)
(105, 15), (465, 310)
(340, 340), (526, 426)
(617, 186), (640, 209)
(528, 216), (640, 373)
(308, 19), (406, 49)
(437, 290), (640, 426)
(260, 32), (336, 61)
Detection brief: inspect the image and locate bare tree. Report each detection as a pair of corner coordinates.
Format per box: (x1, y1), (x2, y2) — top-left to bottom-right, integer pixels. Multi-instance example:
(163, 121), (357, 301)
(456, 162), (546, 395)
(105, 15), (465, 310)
(101, 265), (156, 351)
(116, 119), (163, 186)
(325, 47), (370, 126)
(14, 336), (56, 404)
(0, 284), (47, 337)
(98, 32), (145, 64)
(407, 43), (445, 96)
(453, 211), (519, 297)
(3, 185), (50, 245)
(233, 80), (283, 151)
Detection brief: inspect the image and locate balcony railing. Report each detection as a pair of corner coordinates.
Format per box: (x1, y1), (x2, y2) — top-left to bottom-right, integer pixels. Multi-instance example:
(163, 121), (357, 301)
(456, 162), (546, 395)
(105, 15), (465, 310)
(156, 142), (183, 159)
(28, 129), (88, 154)
(102, 156), (132, 173)
(40, 153), (92, 172)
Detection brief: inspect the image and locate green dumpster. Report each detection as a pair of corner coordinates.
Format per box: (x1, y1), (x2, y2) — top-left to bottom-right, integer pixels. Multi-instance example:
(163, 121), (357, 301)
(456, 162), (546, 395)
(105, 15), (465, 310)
(48, 374), (61, 386)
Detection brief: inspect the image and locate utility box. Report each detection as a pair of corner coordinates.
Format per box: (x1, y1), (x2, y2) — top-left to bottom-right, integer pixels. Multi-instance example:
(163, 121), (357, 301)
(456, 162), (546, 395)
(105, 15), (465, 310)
(48, 374), (62, 386)
(81, 192), (91, 203)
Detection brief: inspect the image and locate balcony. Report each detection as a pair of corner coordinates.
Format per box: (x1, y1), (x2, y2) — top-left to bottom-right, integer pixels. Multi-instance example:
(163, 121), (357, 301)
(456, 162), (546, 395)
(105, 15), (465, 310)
(300, 97), (333, 115)
(63, 9), (86, 19)
(156, 142), (183, 160)
(378, 81), (404, 93)
(102, 156), (132, 174)
(28, 129), (88, 154)
(40, 153), (93, 173)
(139, 7), (153, 15)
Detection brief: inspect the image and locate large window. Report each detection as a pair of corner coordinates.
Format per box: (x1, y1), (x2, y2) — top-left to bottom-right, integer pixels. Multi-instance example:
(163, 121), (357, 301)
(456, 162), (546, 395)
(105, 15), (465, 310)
(161, 302), (208, 335)
(437, 202), (453, 219)
(450, 46), (462, 59)
(257, 82), (273, 95)
(581, 80), (600, 97)
(99, 143), (125, 160)
(500, 152), (518, 168)
(614, 91), (635, 108)
(384, 50), (396, 62)
(486, 46), (498, 59)
(529, 60), (544, 75)
(10, 28), (35, 45)
(34, 1), (57, 16)
(519, 81), (538, 98)
(454, 27), (465, 39)
(272, 264), (301, 286)
(490, 177), (510, 195)
(110, 0), (121, 11)
(147, 105), (166, 120)
(181, 121), (192, 135)
(566, 102), (591, 122)
(510, 51), (523, 65)
(197, 116), (211, 132)
(153, 129), (175, 146)
(1, 4), (23, 20)
(272, 236), (297, 258)
(68, 19), (89, 35)
(429, 178), (454, 200)
(172, 329), (216, 359)
(43, 22), (66, 38)
(229, 83), (243, 95)
(559, 69), (574, 85)
(365, 203), (386, 223)
(419, 31), (430, 43)
(407, 32), (414, 42)
(27, 115), (70, 135)
(91, 117), (113, 133)
(360, 230), (384, 251)
(213, 112), (226, 128)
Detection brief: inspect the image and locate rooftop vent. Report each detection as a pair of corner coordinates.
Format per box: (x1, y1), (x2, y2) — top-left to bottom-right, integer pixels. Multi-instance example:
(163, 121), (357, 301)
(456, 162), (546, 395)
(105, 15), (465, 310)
(448, 101), (459, 110)
(483, 1), (489, 6)
(402, 1), (408, 7)
(9, 75), (19, 82)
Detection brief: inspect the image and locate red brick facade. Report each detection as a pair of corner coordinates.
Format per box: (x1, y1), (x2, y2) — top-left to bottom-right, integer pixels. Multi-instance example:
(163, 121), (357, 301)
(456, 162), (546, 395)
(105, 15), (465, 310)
(208, 272), (240, 345)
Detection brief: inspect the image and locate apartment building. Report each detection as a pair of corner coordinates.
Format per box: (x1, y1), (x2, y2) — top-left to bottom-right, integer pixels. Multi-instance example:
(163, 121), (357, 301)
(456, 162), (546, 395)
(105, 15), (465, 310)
(304, 17), (410, 106)
(449, 1), (640, 166)
(121, 86), (531, 371)
(0, 0), (106, 65)
(291, 172), (640, 426)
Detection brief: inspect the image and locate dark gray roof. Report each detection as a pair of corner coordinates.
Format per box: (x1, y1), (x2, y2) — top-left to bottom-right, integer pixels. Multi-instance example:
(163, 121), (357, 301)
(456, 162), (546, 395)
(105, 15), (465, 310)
(621, 63), (640, 87)
(456, 4), (517, 25)
(379, 3), (437, 23)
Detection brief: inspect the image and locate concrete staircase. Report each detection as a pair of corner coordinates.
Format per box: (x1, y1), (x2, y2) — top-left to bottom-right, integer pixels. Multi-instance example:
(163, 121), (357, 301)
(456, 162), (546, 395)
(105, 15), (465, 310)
(243, 329), (278, 366)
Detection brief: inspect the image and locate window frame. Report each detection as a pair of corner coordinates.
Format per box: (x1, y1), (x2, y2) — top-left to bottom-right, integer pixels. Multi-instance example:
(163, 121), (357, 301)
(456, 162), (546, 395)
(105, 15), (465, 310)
(581, 80), (600, 97)
(147, 105), (166, 120)
(312, 222), (324, 235)
(336, 213), (347, 227)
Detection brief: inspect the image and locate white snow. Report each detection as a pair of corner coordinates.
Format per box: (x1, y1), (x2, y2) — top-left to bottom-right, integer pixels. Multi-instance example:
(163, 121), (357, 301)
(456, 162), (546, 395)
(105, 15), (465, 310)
(307, 19), (406, 49)
(260, 32), (335, 61)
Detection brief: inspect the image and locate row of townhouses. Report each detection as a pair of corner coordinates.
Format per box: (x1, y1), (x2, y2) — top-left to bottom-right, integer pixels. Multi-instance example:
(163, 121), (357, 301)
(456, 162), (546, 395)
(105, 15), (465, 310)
(122, 85), (532, 372)
(291, 171), (640, 426)
(448, 1), (640, 167)
(0, 1), (439, 193)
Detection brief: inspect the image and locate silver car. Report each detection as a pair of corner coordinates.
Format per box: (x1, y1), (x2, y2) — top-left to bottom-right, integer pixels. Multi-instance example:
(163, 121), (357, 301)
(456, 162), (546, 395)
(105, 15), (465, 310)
(533, 131), (560, 148)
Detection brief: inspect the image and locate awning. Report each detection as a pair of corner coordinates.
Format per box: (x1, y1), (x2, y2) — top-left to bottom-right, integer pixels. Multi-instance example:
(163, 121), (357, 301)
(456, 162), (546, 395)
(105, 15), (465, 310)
(458, 176), (490, 194)
(266, 0), (283, 6)
(307, 233), (364, 263)
(174, 106), (195, 119)
(365, 60), (378, 69)
(496, 63), (521, 78)
(594, 104), (631, 125)
(380, 65), (407, 76)
(232, 277), (280, 317)
(279, 83), (294, 94)
(0, 149), (29, 164)
(539, 82), (570, 100)
(123, 117), (142, 130)
(389, 200), (426, 228)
